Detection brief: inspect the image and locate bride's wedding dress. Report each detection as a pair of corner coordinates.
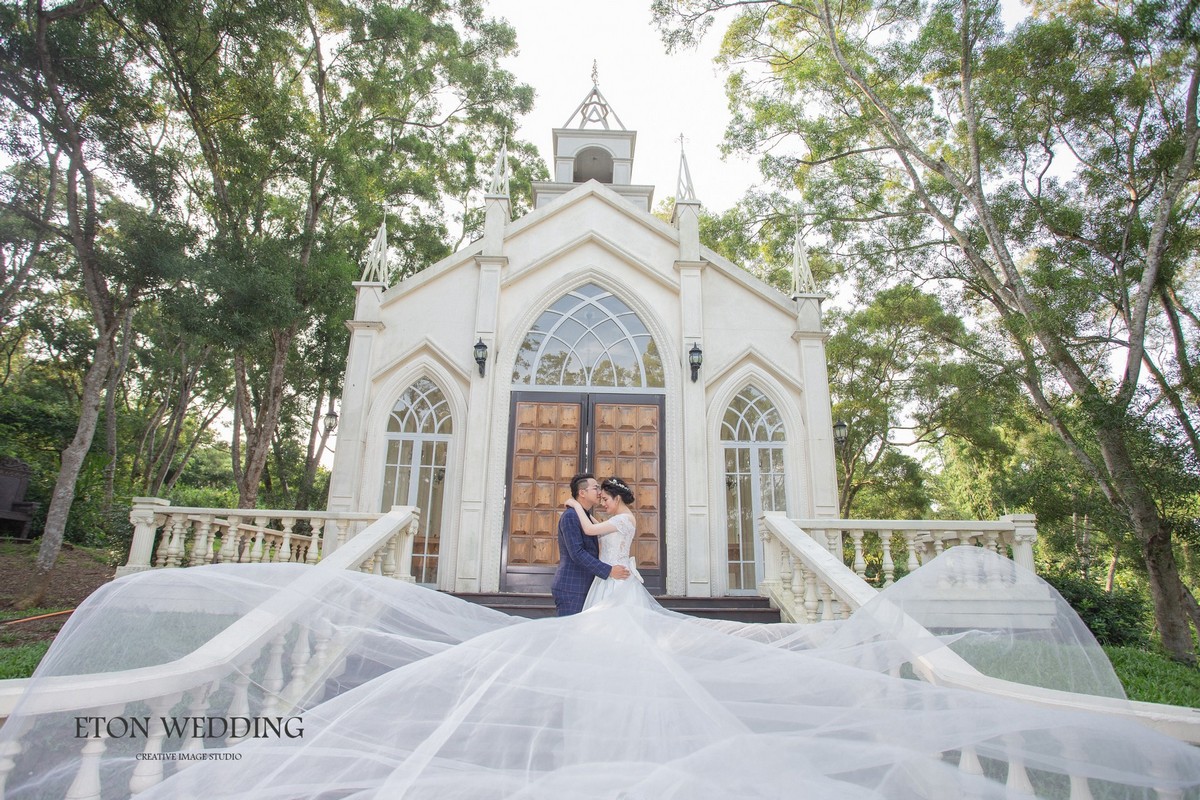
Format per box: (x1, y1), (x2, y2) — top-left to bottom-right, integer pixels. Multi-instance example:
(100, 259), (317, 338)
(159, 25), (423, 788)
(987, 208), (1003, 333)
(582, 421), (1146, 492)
(582, 513), (649, 611)
(3, 547), (1198, 799)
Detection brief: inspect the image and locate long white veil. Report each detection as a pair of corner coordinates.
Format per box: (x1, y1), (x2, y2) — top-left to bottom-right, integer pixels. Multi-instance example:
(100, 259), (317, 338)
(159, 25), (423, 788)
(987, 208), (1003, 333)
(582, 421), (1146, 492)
(2, 547), (1197, 799)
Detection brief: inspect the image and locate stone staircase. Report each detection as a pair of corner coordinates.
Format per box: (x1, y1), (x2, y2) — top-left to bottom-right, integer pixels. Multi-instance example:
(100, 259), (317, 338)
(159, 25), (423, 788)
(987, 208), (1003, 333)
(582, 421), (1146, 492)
(448, 592), (781, 623)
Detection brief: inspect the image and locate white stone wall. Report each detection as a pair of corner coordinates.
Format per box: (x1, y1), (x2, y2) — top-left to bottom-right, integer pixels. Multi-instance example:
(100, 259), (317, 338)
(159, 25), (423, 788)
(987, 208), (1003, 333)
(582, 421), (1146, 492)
(330, 180), (836, 596)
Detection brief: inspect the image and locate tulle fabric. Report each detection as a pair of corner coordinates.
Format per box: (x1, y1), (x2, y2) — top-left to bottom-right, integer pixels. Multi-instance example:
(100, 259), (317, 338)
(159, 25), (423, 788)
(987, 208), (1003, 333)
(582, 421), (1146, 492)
(4, 547), (1199, 799)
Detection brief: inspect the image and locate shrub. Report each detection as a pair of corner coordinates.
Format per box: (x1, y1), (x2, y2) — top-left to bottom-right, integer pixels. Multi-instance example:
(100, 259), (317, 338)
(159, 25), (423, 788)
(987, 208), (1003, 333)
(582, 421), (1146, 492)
(1043, 570), (1151, 648)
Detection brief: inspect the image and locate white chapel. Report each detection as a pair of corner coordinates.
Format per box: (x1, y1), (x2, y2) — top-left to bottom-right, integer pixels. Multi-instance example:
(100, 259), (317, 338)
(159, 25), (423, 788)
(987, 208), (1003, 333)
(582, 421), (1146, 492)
(325, 81), (839, 598)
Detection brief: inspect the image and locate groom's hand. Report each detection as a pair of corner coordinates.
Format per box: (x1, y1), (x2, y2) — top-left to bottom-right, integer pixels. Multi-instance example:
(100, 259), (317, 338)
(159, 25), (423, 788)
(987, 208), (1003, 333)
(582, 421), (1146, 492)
(610, 565), (631, 580)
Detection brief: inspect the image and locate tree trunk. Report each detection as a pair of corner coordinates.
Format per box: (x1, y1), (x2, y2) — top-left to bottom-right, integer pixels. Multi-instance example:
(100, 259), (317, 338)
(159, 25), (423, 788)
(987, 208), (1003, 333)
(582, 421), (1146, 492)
(235, 328), (296, 509)
(1106, 549), (1119, 593)
(19, 334), (116, 608)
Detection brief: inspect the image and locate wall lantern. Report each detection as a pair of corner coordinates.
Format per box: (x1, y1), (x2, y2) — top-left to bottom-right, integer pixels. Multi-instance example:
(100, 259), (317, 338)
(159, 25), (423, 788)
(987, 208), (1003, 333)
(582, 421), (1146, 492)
(833, 419), (849, 447)
(474, 338), (488, 377)
(688, 342), (703, 383)
(322, 409), (339, 435)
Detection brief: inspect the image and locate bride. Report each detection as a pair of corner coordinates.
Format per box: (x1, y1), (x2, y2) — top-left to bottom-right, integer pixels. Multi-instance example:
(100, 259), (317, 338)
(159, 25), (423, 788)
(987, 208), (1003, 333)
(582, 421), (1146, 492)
(564, 476), (649, 610)
(3, 530), (1199, 797)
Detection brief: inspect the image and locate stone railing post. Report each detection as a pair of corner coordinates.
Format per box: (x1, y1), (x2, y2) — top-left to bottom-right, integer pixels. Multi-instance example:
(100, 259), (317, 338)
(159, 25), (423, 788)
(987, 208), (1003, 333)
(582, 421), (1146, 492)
(1002, 514), (1038, 572)
(117, 498), (171, 577)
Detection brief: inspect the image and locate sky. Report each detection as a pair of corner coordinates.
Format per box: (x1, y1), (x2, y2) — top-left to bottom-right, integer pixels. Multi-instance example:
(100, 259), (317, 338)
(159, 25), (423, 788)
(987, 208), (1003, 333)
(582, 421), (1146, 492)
(485, 0), (762, 213)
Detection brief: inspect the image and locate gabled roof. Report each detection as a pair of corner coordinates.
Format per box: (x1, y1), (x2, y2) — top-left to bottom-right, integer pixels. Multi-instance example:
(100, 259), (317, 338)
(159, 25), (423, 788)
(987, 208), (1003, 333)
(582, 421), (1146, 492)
(380, 179), (801, 319)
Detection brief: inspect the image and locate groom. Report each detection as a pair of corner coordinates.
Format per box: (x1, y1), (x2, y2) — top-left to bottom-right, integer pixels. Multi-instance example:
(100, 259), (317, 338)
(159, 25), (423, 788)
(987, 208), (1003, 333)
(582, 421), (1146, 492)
(551, 473), (630, 616)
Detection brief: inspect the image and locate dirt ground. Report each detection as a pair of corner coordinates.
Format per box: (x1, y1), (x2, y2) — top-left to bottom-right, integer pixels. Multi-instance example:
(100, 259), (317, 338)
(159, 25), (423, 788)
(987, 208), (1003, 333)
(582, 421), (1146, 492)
(0, 541), (116, 646)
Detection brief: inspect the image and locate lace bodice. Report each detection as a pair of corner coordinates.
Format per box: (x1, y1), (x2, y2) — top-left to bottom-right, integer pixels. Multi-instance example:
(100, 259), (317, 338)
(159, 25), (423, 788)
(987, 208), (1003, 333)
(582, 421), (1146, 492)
(597, 514), (636, 565)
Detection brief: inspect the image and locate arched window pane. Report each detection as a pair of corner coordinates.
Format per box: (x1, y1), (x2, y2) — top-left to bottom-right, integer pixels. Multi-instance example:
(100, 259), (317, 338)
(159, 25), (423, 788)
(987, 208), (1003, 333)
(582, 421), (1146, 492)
(720, 386), (785, 442)
(387, 378), (453, 435)
(512, 284), (664, 388)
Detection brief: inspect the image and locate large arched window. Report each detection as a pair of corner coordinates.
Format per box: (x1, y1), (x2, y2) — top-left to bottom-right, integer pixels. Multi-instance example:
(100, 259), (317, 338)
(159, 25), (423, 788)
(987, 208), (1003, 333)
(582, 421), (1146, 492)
(721, 386), (787, 592)
(512, 283), (664, 389)
(381, 378), (452, 584)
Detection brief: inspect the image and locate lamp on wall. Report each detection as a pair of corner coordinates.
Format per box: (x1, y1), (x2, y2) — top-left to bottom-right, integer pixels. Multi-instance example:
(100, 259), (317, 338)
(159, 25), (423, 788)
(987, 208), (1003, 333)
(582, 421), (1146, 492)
(322, 408), (339, 436)
(688, 342), (703, 383)
(473, 338), (488, 377)
(833, 419), (848, 447)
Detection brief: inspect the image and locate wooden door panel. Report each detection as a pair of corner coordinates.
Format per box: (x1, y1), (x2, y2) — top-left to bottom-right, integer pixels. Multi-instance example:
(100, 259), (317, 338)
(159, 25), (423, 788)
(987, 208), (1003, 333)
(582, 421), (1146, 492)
(506, 401), (581, 571)
(594, 402), (661, 571)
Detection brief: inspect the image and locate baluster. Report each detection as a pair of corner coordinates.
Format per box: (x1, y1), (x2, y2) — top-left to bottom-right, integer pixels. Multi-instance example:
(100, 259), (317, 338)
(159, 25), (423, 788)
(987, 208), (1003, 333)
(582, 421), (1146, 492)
(880, 532), (896, 587)
(164, 514), (188, 568)
(803, 563), (820, 623)
(278, 517), (295, 563)
(958, 745), (983, 776)
(823, 529), (840, 558)
(382, 536), (398, 578)
(818, 582), (835, 621)
(931, 530), (945, 557)
(0, 723), (25, 796)
(129, 693), (181, 794)
(850, 530), (866, 578)
(216, 519), (237, 564)
(225, 515), (244, 562)
(285, 624), (313, 702)
(311, 617), (333, 674)
(250, 518), (267, 563)
(903, 530), (920, 572)
(779, 553), (795, 618)
(1005, 757), (1035, 795)
(984, 530), (1001, 556)
(360, 552), (378, 574)
(66, 704), (123, 800)
(305, 517), (323, 564)
(334, 518), (348, 549)
(177, 682), (217, 764)
(260, 632), (288, 716)
(1067, 773), (1094, 800)
(152, 515), (171, 568)
(790, 560), (804, 622)
(190, 516), (213, 566)
(226, 669), (252, 747)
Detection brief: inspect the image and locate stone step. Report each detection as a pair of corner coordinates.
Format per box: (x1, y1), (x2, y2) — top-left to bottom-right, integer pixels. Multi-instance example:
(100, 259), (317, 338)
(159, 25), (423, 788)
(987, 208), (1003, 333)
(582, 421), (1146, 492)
(448, 592), (781, 624)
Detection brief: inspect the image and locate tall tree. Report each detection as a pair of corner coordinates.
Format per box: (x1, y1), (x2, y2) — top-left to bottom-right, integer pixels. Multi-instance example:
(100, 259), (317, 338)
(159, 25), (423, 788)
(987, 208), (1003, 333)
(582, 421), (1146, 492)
(656, 0), (1200, 659)
(118, 0), (534, 508)
(0, 0), (183, 606)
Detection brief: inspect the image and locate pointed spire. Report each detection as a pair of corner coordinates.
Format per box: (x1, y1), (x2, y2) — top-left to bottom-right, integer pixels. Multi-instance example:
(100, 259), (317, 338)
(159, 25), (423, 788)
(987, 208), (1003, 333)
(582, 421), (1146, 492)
(488, 131), (509, 196)
(791, 211), (817, 297)
(563, 62), (626, 130)
(360, 218), (390, 285)
(676, 133), (696, 202)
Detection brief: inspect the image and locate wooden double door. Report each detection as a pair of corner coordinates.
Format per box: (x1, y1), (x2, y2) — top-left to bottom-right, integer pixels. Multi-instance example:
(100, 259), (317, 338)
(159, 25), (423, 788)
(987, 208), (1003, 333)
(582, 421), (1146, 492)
(502, 392), (665, 594)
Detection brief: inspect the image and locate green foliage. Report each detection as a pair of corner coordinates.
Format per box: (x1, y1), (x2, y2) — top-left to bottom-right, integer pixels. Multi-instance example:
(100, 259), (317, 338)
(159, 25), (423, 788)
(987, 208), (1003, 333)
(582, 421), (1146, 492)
(0, 642), (50, 680)
(1043, 570), (1153, 648)
(1104, 646), (1200, 707)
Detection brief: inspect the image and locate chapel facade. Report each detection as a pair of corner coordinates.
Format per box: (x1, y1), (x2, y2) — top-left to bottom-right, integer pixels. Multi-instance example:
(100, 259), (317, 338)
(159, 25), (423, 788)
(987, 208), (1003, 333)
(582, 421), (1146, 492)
(326, 84), (839, 598)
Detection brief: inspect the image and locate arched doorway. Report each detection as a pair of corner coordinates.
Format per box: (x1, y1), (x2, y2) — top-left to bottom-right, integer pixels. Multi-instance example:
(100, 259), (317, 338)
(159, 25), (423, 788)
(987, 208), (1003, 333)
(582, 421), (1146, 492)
(380, 377), (452, 585)
(721, 385), (788, 593)
(503, 283), (666, 593)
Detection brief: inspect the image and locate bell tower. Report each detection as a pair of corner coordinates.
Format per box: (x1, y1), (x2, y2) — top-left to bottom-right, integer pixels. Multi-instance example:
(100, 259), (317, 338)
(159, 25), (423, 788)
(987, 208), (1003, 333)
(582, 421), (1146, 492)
(531, 63), (655, 211)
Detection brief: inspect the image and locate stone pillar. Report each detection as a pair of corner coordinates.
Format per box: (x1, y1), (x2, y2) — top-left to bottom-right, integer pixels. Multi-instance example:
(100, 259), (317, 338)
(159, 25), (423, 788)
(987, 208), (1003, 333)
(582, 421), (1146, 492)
(675, 261), (710, 600)
(117, 497), (171, 576)
(1003, 514), (1038, 572)
(456, 193), (508, 592)
(793, 293), (838, 519)
(326, 282), (385, 513)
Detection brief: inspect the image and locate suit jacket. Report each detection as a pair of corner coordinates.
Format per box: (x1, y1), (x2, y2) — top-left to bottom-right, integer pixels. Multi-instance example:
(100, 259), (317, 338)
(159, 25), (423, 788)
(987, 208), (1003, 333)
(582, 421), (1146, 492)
(551, 506), (612, 615)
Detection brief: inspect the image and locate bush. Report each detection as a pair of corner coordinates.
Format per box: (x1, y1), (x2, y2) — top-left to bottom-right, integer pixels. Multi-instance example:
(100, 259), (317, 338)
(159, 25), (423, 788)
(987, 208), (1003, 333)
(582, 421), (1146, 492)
(1043, 570), (1152, 648)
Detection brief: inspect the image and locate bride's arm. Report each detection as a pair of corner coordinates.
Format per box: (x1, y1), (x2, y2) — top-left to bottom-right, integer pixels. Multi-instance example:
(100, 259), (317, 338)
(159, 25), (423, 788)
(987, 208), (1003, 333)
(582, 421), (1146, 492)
(564, 499), (618, 536)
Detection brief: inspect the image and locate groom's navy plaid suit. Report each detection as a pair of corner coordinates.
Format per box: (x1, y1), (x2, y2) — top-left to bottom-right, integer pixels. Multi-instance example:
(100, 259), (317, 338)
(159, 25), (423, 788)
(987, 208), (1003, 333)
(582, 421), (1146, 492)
(551, 507), (613, 616)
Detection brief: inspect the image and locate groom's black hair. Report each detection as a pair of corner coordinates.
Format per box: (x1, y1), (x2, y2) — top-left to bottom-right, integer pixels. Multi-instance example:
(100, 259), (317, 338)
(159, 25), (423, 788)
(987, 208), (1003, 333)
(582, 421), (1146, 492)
(569, 473), (596, 500)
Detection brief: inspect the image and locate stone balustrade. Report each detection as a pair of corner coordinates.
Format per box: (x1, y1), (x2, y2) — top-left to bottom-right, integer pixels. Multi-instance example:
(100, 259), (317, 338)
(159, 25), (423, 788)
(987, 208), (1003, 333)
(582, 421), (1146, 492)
(117, 497), (389, 578)
(0, 506), (421, 800)
(758, 512), (1200, 757)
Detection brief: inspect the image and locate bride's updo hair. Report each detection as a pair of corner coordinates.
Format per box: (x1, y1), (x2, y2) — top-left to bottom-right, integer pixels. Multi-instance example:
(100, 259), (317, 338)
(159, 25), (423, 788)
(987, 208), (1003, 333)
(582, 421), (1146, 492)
(601, 477), (635, 505)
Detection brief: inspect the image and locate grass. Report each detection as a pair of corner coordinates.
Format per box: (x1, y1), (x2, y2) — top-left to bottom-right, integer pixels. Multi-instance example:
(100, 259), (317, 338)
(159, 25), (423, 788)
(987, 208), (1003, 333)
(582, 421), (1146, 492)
(1104, 645), (1200, 707)
(0, 642), (49, 679)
